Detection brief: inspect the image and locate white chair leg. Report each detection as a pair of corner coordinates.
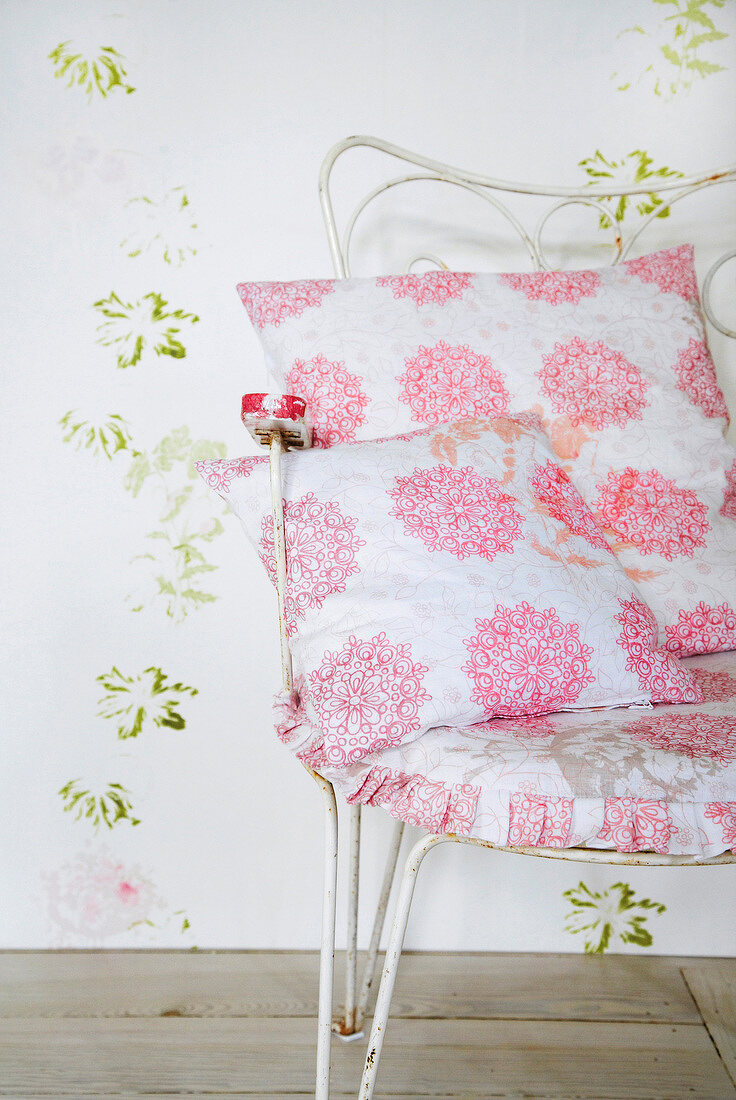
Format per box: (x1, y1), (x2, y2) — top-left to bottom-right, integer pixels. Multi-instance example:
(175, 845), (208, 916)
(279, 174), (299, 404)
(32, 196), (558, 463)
(358, 833), (453, 1099)
(355, 819), (405, 1033)
(342, 803), (361, 1035)
(314, 776), (339, 1100)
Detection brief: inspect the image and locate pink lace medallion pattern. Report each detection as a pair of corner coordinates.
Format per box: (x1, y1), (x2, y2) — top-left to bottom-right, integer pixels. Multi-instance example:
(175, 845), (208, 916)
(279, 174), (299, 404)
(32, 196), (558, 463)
(623, 244), (698, 301)
(236, 279), (335, 328)
(507, 792), (573, 848)
(194, 456), (261, 494)
(704, 803), (736, 849)
(597, 798), (673, 854)
(691, 667), (736, 703)
(308, 633), (431, 766)
(398, 341), (510, 425)
(722, 460), (736, 521)
(663, 602), (736, 657)
(463, 602), (595, 717)
(530, 461), (610, 550)
(675, 337), (728, 420)
(538, 336), (649, 430)
(500, 269), (601, 306)
(348, 765), (478, 835)
(260, 494), (365, 636)
(376, 271), (473, 308)
(285, 353), (368, 447)
(388, 463), (523, 561)
(615, 597), (702, 704)
(595, 467), (709, 561)
(628, 713), (736, 764)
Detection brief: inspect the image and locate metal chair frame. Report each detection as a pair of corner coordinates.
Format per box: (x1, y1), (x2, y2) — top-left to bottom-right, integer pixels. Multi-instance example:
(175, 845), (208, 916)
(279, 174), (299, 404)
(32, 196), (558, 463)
(259, 136), (736, 1098)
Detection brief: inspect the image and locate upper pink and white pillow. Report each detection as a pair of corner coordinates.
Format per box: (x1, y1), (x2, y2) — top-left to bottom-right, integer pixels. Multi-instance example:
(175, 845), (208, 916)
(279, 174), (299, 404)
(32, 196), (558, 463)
(198, 417), (700, 770)
(237, 247), (736, 657)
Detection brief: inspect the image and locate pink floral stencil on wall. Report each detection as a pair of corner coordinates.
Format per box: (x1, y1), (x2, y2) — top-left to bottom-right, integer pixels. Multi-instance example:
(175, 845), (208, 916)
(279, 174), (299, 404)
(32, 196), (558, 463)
(623, 244), (698, 301)
(237, 278), (335, 328)
(500, 269), (601, 305)
(398, 341), (509, 425)
(664, 602), (736, 657)
(376, 271), (473, 307)
(388, 463), (523, 561)
(530, 460), (610, 550)
(308, 633), (431, 766)
(615, 597), (701, 703)
(260, 493), (365, 636)
(464, 602), (594, 716)
(628, 713), (736, 764)
(595, 467), (709, 560)
(538, 337), (649, 430)
(285, 353), (368, 447)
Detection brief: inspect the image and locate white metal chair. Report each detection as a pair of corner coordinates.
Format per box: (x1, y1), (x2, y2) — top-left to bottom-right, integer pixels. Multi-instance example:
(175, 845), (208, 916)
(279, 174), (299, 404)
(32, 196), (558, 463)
(246, 136), (736, 1099)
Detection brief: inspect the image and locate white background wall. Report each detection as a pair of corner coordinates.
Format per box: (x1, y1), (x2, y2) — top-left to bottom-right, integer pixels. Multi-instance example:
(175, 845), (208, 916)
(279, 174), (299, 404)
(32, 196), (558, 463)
(3, 0), (736, 952)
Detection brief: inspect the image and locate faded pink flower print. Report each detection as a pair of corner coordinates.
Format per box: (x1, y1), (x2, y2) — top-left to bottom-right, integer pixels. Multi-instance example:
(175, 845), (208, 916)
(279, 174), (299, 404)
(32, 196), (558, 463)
(286, 353), (368, 447)
(704, 803), (736, 849)
(237, 278), (335, 328)
(623, 244), (698, 301)
(464, 603), (594, 716)
(664, 602), (736, 657)
(349, 765), (478, 835)
(260, 493), (364, 635)
(595, 467), (709, 560)
(500, 269), (601, 305)
(43, 849), (164, 944)
(308, 633), (431, 765)
(388, 464), (523, 561)
(531, 460), (610, 550)
(398, 341), (509, 425)
(597, 798), (673, 854)
(195, 456), (261, 494)
(376, 271), (473, 307)
(538, 336), (649, 430)
(675, 337), (728, 420)
(615, 597), (702, 703)
(721, 461), (736, 521)
(628, 713), (736, 764)
(507, 791), (572, 847)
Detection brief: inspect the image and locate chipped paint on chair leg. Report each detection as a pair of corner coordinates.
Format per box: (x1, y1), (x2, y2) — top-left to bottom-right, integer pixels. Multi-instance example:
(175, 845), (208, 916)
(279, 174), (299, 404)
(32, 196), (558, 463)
(334, 802), (362, 1039)
(355, 819), (405, 1034)
(313, 773), (338, 1100)
(359, 833), (454, 1099)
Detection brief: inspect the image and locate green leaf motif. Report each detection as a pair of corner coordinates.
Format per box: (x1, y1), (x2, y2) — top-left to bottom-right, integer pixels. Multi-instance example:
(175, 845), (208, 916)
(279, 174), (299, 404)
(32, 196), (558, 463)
(613, 0), (730, 98)
(59, 410), (133, 460)
(121, 187), (198, 266)
(579, 149), (683, 229)
(49, 41), (135, 100)
(58, 778), (141, 830)
(563, 881), (666, 954)
(122, 427), (227, 621)
(97, 665), (198, 739)
(94, 291), (199, 369)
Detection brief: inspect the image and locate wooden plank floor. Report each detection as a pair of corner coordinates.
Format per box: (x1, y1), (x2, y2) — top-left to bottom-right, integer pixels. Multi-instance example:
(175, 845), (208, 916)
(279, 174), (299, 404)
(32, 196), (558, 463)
(0, 951), (734, 1098)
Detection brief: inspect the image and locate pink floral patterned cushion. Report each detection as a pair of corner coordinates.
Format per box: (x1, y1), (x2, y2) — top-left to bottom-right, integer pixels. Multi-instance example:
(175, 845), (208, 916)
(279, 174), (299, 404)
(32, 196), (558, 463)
(198, 417), (699, 771)
(237, 246), (736, 657)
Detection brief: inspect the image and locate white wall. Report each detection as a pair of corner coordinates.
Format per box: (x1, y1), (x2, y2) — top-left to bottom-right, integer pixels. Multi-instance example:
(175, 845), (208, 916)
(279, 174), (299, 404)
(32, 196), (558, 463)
(3, 0), (736, 952)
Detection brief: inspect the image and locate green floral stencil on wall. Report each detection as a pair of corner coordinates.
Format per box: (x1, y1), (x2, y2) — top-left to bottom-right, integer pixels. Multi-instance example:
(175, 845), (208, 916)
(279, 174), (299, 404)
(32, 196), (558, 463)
(97, 665), (198, 739)
(59, 410), (133, 460)
(48, 42), (135, 100)
(124, 428), (227, 620)
(58, 779), (140, 831)
(94, 292), (199, 369)
(580, 150), (684, 230)
(612, 0), (731, 99)
(121, 188), (198, 266)
(563, 881), (666, 954)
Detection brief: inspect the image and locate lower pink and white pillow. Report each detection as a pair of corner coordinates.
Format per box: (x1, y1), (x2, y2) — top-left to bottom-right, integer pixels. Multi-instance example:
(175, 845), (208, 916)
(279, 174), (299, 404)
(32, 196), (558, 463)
(276, 649), (736, 857)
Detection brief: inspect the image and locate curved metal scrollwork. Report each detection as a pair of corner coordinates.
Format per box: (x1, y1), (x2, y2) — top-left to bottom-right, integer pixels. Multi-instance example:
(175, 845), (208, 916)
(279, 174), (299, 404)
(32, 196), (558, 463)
(319, 135), (736, 341)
